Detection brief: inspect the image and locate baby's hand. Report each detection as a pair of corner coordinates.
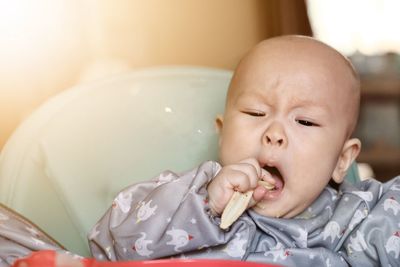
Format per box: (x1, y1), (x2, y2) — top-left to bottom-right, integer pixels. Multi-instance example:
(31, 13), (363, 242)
(207, 158), (275, 216)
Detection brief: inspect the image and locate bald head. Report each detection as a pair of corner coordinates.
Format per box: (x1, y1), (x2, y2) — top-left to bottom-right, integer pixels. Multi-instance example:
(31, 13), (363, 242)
(227, 35), (360, 136)
(241, 35), (359, 82)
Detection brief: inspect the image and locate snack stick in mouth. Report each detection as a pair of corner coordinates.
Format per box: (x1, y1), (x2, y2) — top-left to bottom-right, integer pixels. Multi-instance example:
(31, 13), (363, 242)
(257, 180), (275, 190)
(219, 180), (275, 230)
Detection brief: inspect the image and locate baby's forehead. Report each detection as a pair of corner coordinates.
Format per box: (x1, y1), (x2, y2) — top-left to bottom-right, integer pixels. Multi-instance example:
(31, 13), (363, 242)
(245, 37), (357, 78)
(231, 38), (359, 98)
(233, 80), (334, 105)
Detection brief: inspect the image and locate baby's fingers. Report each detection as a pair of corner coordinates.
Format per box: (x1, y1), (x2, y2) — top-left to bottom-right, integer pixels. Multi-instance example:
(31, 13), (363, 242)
(260, 168), (276, 187)
(228, 158), (262, 190)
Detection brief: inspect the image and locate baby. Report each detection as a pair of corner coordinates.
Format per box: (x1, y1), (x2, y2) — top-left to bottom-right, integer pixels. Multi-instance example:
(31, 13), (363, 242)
(208, 35), (361, 220)
(89, 36), (400, 266)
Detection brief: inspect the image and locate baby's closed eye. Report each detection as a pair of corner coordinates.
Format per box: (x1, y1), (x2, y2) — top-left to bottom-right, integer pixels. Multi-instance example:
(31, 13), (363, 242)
(242, 110), (266, 117)
(296, 119), (319, 127)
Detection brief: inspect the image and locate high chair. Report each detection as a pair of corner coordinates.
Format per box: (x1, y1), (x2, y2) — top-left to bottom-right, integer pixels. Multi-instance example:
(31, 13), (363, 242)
(0, 66), (360, 257)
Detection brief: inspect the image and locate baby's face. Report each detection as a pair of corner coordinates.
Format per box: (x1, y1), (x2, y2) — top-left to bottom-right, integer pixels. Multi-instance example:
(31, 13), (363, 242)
(217, 37), (359, 218)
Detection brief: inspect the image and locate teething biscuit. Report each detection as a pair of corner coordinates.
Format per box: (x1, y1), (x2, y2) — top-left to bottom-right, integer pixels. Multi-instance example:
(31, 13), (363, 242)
(220, 180), (274, 229)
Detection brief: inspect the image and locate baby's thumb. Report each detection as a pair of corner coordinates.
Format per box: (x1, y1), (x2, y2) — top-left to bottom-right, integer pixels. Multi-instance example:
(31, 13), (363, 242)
(248, 185), (268, 208)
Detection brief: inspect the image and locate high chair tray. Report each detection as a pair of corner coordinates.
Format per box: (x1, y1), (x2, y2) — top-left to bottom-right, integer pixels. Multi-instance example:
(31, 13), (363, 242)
(13, 250), (283, 267)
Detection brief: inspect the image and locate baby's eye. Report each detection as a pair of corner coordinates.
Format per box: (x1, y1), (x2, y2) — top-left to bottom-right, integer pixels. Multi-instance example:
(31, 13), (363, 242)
(242, 110), (265, 117)
(296, 119), (318, 127)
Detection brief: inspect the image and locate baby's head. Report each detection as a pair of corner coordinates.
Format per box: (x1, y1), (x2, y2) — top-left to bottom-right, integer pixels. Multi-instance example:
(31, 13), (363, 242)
(216, 35), (361, 218)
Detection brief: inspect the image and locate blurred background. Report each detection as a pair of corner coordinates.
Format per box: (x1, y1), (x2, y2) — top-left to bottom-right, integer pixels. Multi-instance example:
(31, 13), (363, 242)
(0, 0), (399, 181)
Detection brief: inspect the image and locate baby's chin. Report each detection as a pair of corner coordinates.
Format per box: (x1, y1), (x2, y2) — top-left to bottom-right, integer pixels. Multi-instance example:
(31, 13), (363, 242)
(251, 200), (305, 219)
(251, 202), (283, 218)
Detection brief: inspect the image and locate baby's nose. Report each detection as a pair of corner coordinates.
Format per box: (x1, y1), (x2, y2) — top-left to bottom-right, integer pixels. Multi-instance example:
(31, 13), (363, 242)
(266, 135), (284, 146)
(263, 122), (287, 147)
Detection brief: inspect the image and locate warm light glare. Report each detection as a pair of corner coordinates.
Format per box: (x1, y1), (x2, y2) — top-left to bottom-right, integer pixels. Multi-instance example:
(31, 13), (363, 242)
(307, 0), (400, 55)
(0, 0), (81, 70)
(1, 0), (52, 64)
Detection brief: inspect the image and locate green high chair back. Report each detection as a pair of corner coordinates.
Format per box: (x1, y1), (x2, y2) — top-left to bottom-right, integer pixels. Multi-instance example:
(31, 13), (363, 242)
(0, 66), (360, 256)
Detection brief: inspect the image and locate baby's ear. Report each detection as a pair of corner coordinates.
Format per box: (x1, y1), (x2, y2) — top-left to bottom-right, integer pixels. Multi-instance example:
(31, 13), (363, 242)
(215, 115), (224, 134)
(215, 115), (224, 147)
(332, 138), (361, 183)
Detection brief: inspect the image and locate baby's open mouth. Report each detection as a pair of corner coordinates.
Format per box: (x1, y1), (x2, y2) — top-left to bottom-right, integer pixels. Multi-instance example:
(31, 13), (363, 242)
(262, 165), (284, 193)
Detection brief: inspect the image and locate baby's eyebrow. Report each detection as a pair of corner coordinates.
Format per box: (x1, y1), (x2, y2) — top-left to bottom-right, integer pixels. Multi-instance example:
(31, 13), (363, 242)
(234, 91), (269, 105)
(291, 100), (331, 115)
(234, 92), (331, 115)
(287, 96), (324, 107)
(293, 100), (324, 108)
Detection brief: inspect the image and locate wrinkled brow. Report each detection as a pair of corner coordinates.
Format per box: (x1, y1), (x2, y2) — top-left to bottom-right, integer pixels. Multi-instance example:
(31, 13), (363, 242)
(287, 96), (331, 112)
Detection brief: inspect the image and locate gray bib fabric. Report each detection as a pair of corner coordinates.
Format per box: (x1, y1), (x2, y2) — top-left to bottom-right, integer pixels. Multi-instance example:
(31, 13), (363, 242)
(89, 161), (400, 267)
(0, 203), (64, 266)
